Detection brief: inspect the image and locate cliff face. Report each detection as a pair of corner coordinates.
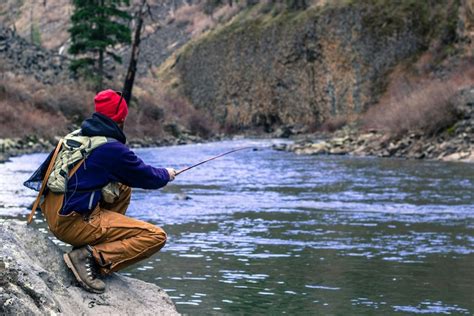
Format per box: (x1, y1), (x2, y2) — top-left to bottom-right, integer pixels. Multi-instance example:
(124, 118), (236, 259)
(0, 220), (179, 315)
(168, 1), (456, 132)
(0, 27), (70, 85)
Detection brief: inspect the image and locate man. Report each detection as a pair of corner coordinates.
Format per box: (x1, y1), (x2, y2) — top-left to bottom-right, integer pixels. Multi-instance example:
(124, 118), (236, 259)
(25, 89), (176, 293)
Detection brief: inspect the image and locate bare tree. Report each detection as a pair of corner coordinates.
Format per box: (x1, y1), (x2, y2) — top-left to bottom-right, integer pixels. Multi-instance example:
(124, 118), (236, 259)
(122, 0), (147, 104)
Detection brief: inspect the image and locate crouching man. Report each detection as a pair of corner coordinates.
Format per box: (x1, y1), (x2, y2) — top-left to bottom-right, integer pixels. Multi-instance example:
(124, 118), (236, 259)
(24, 90), (176, 293)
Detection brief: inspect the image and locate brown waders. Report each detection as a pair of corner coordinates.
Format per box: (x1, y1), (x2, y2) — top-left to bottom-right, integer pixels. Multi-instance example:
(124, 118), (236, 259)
(41, 184), (167, 275)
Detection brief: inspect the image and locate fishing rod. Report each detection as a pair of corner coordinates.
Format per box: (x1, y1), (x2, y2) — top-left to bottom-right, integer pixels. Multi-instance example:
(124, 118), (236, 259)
(176, 147), (253, 176)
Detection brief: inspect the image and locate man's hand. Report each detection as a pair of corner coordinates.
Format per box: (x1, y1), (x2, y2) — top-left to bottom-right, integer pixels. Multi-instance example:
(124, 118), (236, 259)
(166, 168), (176, 181)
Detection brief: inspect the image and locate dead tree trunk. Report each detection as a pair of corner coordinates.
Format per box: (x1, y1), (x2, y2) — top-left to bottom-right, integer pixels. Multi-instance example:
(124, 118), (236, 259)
(122, 0), (147, 104)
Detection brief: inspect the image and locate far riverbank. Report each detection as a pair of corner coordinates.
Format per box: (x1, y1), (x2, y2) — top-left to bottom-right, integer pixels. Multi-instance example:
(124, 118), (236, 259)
(274, 126), (473, 163)
(274, 88), (474, 164)
(1, 90), (472, 165)
(0, 128), (217, 163)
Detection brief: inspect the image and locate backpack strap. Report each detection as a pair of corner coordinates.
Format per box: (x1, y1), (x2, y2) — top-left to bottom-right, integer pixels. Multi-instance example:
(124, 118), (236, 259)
(69, 159), (85, 176)
(27, 139), (63, 224)
(27, 145), (85, 225)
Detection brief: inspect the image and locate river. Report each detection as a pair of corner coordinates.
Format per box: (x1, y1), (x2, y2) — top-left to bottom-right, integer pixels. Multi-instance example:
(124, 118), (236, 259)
(1, 139), (473, 314)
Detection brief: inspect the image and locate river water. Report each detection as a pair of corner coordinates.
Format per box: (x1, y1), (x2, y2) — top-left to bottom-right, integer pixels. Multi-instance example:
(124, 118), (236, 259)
(1, 140), (473, 314)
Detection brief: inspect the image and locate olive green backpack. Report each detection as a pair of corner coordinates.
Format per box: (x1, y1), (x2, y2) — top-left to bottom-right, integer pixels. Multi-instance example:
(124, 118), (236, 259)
(47, 129), (108, 193)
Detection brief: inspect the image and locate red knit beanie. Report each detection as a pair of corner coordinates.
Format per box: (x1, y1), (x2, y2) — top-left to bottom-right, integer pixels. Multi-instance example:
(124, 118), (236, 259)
(94, 89), (128, 123)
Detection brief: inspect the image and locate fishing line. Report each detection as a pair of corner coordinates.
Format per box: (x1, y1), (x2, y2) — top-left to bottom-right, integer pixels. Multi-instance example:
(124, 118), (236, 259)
(176, 147), (254, 176)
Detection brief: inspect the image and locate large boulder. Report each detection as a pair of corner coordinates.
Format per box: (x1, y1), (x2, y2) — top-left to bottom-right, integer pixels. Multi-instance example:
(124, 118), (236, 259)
(0, 220), (179, 315)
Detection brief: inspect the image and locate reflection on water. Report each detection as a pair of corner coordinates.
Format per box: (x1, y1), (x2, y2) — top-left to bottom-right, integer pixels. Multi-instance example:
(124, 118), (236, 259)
(1, 140), (473, 314)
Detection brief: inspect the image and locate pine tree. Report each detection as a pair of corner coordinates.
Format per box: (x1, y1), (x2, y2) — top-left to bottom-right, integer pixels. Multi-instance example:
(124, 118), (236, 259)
(69, 0), (132, 90)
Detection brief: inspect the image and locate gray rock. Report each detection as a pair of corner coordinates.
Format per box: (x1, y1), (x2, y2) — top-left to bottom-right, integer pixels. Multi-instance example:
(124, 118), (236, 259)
(329, 147), (347, 155)
(0, 153), (9, 163)
(272, 143), (288, 151)
(174, 193), (192, 201)
(274, 126), (294, 138)
(0, 220), (179, 315)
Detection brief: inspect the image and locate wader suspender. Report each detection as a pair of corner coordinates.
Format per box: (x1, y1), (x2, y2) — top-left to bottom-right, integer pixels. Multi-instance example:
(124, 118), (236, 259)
(27, 140), (85, 224)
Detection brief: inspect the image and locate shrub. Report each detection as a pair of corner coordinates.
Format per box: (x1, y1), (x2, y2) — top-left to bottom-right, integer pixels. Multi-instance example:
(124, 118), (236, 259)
(0, 74), (92, 139)
(0, 72), (219, 142)
(187, 110), (216, 138)
(362, 65), (474, 135)
(160, 92), (218, 137)
(318, 115), (347, 133)
(0, 99), (68, 140)
(173, 3), (215, 36)
(53, 86), (92, 123)
(128, 78), (219, 139)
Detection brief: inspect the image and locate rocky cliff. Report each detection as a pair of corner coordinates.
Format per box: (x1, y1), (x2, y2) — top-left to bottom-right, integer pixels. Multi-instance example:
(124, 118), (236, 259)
(164, 1), (457, 132)
(0, 27), (70, 85)
(0, 220), (179, 315)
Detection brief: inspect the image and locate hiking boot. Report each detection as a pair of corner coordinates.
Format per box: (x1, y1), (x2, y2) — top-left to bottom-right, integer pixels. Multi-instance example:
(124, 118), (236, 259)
(63, 246), (106, 294)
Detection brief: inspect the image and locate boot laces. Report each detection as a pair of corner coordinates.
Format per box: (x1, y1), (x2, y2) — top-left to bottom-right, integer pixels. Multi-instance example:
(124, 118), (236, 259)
(85, 253), (100, 280)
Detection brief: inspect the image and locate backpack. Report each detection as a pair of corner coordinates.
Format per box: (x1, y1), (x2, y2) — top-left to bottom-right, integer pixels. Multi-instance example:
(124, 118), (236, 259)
(47, 129), (108, 193)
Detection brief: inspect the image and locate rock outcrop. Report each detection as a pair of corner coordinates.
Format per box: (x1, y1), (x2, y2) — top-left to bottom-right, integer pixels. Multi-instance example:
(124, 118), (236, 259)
(167, 1), (458, 131)
(0, 27), (70, 85)
(0, 220), (179, 315)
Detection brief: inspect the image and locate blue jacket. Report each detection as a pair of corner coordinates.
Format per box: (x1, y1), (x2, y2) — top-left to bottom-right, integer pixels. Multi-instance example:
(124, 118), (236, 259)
(63, 141), (170, 215)
(25, 113), (170, 216)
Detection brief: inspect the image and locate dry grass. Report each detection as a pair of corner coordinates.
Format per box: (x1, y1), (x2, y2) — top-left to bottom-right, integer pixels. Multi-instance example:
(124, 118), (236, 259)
(0, 73), (92, 122)
(0, 73), (94, 139)
(131, 77), (219, 138)
(125, 92), (165, 139)
(362, 64), (474, 135)
(318, 115), (348, 133)
(0, 71), (219, 142)
(0, 99), (68, 139)
(213, 4), (242, 22)
(173, 3), (214, 36)
(172, 2), (242, 37)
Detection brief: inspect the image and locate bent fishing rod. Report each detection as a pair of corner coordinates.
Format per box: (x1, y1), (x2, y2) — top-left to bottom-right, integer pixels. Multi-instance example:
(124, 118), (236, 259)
(175, 147), (253, 176)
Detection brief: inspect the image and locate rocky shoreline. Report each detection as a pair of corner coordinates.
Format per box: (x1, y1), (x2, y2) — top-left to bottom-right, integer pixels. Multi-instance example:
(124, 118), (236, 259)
(0, 130), (216, 164)
(2, 124), (472, 165)
(0, 136), (53, 163)
(0, 220), (179, 315)
(274, 89), (474, 163)
(274, 128), (473, 163)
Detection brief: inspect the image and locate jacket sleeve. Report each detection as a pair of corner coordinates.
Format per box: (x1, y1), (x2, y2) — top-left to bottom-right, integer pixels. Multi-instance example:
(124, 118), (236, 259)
(108, 145), (170, 189)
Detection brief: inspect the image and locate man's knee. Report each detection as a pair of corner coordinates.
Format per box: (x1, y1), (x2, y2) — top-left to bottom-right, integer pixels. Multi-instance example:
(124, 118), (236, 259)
(134, 226), (166, 261)
(146, 226), (167, 247)
(153, 227), (167, 245)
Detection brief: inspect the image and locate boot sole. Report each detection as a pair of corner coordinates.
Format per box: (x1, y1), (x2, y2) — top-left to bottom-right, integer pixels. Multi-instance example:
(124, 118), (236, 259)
(63, 253), (105, 294)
